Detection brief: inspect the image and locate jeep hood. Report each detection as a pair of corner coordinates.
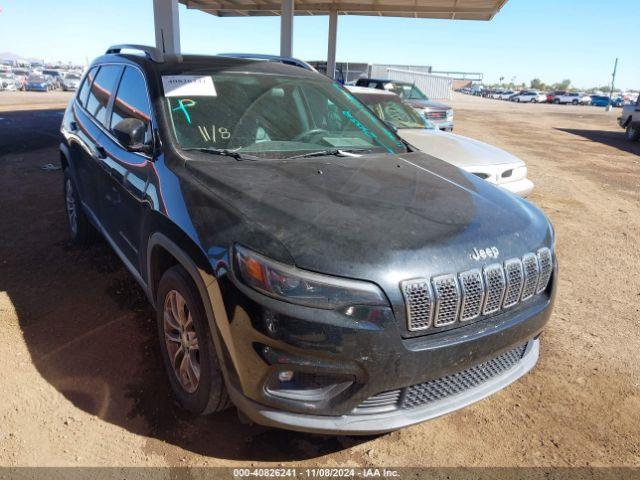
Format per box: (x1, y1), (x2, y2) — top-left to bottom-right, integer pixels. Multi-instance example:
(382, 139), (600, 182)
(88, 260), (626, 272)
(185, 151), (552, 297)
(397, 129), (525, 169)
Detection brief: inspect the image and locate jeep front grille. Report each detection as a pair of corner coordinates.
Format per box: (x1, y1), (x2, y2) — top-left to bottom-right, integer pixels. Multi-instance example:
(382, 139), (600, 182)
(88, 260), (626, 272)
(432, 274), (461, 327)
(482, 263), (506, 316)
(536, 248), (553, 294)
(458, 270), (484, 322)
(401, 279), (433, 331)
(521, 253), (539, 301)
(503, 259), (524, 309)
(403, 248), (553, 332)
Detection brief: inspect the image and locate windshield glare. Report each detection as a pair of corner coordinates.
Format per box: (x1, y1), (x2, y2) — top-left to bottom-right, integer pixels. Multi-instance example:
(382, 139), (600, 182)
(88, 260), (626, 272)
(364, 97), (428, 130)
(165, 73), (407, 159)
(391, 84), (428, 101)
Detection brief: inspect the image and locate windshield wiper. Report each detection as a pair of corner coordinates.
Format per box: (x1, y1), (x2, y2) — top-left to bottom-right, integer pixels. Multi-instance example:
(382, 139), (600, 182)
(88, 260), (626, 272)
(183, 147), (258, 161)
(287, 148), (374, 160)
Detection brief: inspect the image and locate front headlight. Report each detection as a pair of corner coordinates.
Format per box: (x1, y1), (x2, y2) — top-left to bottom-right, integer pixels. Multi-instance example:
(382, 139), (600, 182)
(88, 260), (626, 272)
(235, 245), (388, 309)
(446, 109), (454, 119)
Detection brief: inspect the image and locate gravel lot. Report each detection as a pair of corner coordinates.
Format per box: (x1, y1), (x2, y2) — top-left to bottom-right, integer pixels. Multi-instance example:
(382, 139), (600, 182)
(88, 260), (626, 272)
(0, 90), (638, 468)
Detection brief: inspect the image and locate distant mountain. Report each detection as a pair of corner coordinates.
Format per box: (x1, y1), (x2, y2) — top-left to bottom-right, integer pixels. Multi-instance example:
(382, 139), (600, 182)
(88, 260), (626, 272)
(0, 52), (42, 63)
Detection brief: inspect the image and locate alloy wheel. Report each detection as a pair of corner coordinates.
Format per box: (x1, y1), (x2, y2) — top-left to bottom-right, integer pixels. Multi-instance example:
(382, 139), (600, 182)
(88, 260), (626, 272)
(163, 289), (201, 393)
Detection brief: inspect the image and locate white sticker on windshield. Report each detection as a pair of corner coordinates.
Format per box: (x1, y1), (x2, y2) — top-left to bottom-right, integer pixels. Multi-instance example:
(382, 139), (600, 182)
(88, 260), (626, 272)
(162, 75), (217, 97)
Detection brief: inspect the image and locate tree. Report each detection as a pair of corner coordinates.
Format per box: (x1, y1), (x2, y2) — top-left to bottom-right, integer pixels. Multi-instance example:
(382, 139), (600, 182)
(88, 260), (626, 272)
(552, 79), (571, 91)
(530, 78), (546, 90)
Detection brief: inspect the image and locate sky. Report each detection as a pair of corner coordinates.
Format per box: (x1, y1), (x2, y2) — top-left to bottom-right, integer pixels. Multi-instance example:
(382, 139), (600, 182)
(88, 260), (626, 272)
(1, 0), (638, 89)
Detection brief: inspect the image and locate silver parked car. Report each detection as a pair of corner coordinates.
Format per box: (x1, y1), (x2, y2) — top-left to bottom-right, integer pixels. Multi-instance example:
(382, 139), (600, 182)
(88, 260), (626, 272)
(348, 86), (534, 197)
(355, 78), (454, 131)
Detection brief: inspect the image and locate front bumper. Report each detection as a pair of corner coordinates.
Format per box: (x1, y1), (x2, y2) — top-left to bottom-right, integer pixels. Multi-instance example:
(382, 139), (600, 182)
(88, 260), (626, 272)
(499, 178), (535, 198)
(214, 262), (555, 433)
(229, 339), (539, 435)
(430, 119), (453, 131)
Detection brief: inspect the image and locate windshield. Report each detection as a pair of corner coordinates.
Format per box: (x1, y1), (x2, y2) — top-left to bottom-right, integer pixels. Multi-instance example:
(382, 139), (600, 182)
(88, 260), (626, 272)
(359, 96), (427, 130)
(65, 73), (81, 80)
(28, 75), (44, 82)
(164, 72), (406, 159)
(390, 83), (428, 101)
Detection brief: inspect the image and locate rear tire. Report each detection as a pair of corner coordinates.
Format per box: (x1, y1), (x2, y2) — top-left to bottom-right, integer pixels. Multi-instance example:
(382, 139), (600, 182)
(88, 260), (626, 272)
(63, 168), (96, 245)
(625, 124), (640, 142)
(156, 264), (231, 415)
(572, 99), (579, 105)
(553, 99), (560, 104)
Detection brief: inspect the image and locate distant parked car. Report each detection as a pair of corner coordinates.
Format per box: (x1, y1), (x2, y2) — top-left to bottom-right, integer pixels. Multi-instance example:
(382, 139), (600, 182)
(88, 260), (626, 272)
(498, 90), (516, 100)
(491, 89), (504, 99)
(546, 91), (566, 103)
(348, 86), (534, 197)
(42, 69), (63, 89)
(11, 69), (30, 90)
(510, 90), (547, 103)
(25, 74), (50, 92)
(590, 95), (611, 107)
(355, 78), (454, 131)
(0, 72), (18, 91)
(553, 92), (591, 105)
(618, 96), (640, 141)
(611, 96), (625, 108)
(62, 72), (82, 91)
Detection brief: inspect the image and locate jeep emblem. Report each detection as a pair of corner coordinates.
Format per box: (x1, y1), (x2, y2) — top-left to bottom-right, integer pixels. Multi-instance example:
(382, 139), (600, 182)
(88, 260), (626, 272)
(471, 246), (499, 261)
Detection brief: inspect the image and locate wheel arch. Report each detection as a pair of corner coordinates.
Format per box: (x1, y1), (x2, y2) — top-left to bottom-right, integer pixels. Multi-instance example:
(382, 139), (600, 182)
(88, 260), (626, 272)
(142, 213), (214, 306)
(59, 142), (71, 170)
(144, 224), (238, 393)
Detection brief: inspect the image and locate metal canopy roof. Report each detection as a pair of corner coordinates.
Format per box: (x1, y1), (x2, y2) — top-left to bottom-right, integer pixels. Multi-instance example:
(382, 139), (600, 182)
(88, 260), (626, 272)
(181, 0), (509, 19)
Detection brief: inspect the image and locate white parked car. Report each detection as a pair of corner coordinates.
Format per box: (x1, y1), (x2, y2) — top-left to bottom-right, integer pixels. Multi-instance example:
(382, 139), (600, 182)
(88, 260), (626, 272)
(498, 90), (516, 100)
(553, 92), (592, 105)
(491, 90), (504, 99)
(0, 72), (18, 91)
(348, 86), (534, 197)
(510, 91), (547, 103)
(61, 72), (82, 91)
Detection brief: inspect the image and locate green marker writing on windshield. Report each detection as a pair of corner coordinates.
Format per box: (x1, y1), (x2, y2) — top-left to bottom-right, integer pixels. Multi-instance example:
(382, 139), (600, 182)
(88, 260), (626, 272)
(172, 98), (196, 124)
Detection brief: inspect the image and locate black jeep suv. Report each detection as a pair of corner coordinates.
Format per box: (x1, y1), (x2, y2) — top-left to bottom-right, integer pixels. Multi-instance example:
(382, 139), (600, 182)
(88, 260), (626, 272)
(60, 46), (556, 435)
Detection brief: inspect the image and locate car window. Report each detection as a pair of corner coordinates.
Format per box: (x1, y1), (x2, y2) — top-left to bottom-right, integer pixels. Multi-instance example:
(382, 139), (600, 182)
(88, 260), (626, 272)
(77, 67), (98, 107)
(365, 98), (426, 129)
(85, 65), (122, 127)
(110, 66), (153, 144)
(165, 73), (406, 158)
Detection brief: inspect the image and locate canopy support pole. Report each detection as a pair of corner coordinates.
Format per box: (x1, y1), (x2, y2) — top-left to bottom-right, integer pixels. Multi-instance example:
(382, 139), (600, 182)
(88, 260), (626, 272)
(327, 8), (338, 79)
(280, 0), (294, 57)
(153, 0), (181, 60)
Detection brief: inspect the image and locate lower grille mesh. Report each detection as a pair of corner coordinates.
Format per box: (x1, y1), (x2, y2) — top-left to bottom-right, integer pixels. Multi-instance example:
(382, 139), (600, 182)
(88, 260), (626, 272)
(354, 342), (530, 414)
(402, 342), (528, 409)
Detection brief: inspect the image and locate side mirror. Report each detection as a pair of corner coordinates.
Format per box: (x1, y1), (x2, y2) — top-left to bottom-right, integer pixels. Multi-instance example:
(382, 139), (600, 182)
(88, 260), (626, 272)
(113, 118), (149, 153)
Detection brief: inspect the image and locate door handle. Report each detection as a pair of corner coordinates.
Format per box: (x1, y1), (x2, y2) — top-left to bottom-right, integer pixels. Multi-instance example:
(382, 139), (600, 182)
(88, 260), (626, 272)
(95, 144), (107, 159)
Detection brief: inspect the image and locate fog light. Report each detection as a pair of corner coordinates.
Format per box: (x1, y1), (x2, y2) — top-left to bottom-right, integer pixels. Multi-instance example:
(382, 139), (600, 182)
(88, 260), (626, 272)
(278, 370), (294, 382)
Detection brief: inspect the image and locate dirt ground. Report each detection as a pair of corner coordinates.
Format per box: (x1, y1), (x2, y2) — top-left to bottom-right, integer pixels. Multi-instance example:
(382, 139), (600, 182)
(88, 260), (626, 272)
(0, 90), (638, 468)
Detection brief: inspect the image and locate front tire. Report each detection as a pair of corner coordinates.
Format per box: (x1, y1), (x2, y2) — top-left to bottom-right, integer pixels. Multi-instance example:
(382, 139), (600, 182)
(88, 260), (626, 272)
(63, 168), (95, 245)
(572, 99), (579, 105)
(156, 265), (230, 415)
(625, 124), (640, 142)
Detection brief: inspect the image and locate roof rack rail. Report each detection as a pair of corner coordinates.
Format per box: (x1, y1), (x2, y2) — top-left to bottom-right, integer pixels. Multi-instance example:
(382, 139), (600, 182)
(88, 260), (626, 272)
(105, 44), (164, 63)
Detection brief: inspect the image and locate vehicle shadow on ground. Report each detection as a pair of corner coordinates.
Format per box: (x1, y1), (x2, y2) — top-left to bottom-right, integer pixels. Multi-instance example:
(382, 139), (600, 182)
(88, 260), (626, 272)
(1, 112), (376, 462)
(556, 128), (640, 155)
